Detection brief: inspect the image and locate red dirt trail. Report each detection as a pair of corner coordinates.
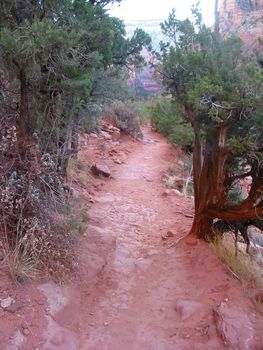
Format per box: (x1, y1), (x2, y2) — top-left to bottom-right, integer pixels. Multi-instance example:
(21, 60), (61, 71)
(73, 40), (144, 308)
(1, 127), (263, 350)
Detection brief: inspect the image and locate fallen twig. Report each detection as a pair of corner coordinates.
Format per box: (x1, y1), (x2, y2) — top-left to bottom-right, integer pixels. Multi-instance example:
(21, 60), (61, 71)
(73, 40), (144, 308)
(167, 232), (191, 248)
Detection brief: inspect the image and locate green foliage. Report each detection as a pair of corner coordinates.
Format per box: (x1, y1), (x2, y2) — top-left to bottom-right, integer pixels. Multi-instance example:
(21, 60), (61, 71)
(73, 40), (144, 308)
(150, 99), (194, 151)
(155, 6), (263, 195)
(80, 103), (103, 133)
(227, 183), (246, 205)
(0, 0), (151, 152)
(136, 100), (152, 123)
(153, 7), (263, 237)
(0, 0), (151, 279)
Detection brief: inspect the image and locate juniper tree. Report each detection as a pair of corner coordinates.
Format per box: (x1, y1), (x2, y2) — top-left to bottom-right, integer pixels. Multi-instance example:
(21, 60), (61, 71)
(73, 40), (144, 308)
(154, 8), (263, 239)
(0, 0), (151, 169)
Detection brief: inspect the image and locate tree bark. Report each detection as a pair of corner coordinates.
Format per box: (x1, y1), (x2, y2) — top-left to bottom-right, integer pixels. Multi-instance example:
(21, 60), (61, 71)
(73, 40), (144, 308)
(71, 112), (79, 159)
(192, 120), (202, 209)
(214, 0), (220, 33)
(190, 121), (236, 238)
(190, 135), (218, 238)
(189, 113), (262, 239)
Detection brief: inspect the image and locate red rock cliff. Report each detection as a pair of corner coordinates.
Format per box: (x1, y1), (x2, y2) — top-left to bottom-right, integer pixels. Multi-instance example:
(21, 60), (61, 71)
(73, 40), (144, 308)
(219, 0), (263, 58)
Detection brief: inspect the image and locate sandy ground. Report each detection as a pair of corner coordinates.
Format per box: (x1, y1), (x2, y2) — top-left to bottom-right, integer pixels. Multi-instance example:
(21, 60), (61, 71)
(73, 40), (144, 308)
(0, 126), (263, 350)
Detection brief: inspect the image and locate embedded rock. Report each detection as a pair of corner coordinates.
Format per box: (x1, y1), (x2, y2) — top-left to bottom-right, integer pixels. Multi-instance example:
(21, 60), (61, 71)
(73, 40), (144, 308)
(213, 302), (255, 350)
(1, 297), (13, 309)
(174, 299), (202, 321)
(91, 163), (111, 177)
(5, 301), (23, 314)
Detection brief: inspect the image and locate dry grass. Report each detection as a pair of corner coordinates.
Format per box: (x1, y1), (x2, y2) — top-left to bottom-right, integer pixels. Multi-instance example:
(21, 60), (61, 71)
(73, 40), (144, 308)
(2, 236), (39, 284)
(211, 236), (263, 288)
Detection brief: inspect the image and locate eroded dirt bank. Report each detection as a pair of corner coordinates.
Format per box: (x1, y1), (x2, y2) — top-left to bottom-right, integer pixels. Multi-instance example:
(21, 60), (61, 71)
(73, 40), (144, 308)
(1, 127), (263, 350)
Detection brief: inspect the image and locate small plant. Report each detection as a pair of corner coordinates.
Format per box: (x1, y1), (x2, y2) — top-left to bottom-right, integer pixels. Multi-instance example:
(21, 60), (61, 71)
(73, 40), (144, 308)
(81, 210), (89, 224)
(68, 216), (87, 235)
(150, 98), (194, 151)
(136, 99), (152, 124)
(165, 155), (194, 196)
(164, 177), (176, 188)
(103, 100), (143, 139)
(227, 182), (246, 205)
(2, 235), (39, 284)
(80, 103), (102, 134)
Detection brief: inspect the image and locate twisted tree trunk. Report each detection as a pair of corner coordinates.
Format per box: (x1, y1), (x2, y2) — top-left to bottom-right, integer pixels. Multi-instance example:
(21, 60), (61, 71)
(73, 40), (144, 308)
(189, 108), (262, 239)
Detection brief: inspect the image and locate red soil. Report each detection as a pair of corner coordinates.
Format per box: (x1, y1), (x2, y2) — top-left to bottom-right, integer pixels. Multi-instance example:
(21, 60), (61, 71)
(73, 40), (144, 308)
(0, 126), (262, 350)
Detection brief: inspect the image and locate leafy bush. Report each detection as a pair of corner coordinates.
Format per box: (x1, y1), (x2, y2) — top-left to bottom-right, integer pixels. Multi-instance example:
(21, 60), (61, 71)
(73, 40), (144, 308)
(135, 99), (152, 124)
(103, 100), (143, 139)
(80, 103), (103, 134)
(150, 99), (194, 151)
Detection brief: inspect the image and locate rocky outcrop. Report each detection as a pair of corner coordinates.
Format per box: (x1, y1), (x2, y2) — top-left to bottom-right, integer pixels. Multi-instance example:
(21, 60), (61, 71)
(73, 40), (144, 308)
(219, 0), (263, 59)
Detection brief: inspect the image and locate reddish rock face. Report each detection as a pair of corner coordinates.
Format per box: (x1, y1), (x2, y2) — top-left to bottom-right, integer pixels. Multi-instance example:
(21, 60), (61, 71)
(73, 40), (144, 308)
(219, 0), (263, 58)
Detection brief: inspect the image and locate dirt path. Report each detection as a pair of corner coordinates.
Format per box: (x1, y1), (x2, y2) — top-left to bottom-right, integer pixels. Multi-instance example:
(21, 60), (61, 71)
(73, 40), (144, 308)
(1, 127), (263, 350)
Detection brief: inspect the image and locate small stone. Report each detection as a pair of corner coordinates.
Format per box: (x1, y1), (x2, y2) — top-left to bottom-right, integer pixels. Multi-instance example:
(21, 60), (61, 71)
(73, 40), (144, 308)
(111, 130), (121, 141)
(5, 301), (23, 314)
(174, 299), (202, 321)
(185, 236), (198, 246)
(162, 189), (171, 196)
(1, 296), (13, 309)
(161, 231), (175, 240)
(171, 189), (184, 197)
(91, 163), (111, 177)
(114, 159), (122, 164)
(103, 321), (109, 327)
(101, 131), (112, 140)
(166, 231), (174, 237)
(22, 328), (30, 336)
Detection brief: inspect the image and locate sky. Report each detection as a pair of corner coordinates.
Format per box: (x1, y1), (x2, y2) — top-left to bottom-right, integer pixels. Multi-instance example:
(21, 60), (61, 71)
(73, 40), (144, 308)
(109, 0), (217, 26)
